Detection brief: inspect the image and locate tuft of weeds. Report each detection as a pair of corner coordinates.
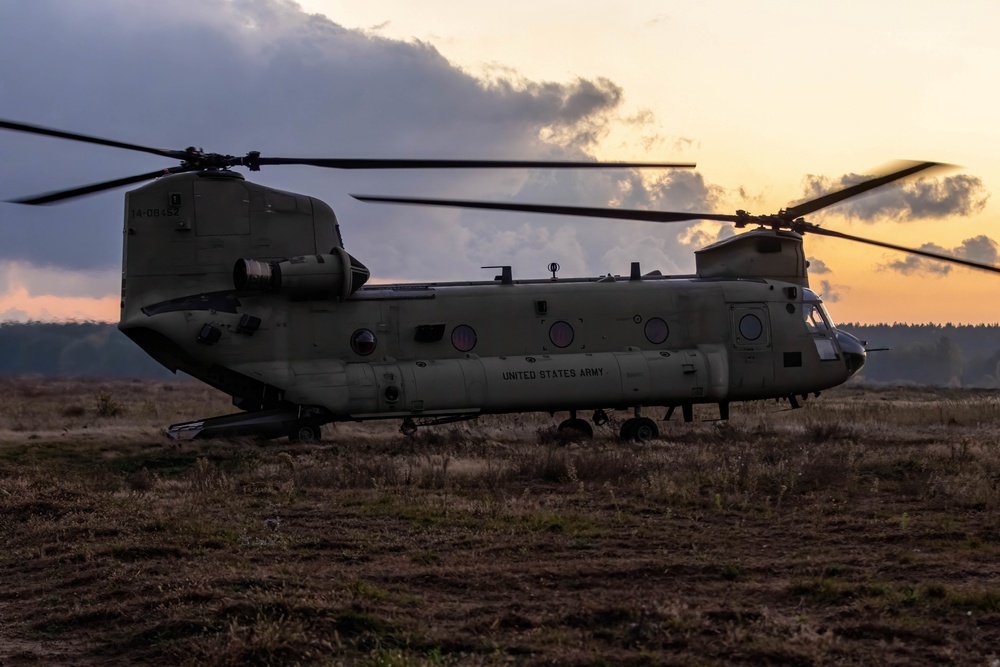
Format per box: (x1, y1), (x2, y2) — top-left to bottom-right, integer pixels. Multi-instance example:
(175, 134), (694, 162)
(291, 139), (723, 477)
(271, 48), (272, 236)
(94, 391), (126, 418)
(61, 405), (86, 418)
(803, 419), (860, 443)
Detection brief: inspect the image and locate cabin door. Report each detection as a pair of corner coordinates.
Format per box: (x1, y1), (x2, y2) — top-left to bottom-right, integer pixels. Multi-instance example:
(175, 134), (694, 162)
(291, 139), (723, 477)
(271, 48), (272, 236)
(729, 304), (774, 392)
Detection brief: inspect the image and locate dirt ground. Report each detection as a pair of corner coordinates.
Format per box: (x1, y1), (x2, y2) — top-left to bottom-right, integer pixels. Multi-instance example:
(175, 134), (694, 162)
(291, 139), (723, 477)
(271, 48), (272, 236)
(2, 378), (1000, 665)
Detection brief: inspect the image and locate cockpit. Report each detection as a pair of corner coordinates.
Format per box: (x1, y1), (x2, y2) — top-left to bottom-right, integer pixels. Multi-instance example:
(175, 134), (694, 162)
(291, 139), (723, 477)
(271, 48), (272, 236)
(803, 288), (865, 376)
(802, 296), (833, 334)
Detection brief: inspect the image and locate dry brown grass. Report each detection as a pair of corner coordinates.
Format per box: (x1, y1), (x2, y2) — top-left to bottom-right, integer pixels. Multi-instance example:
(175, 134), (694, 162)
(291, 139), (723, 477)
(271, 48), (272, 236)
(2, 379), (1000, 665)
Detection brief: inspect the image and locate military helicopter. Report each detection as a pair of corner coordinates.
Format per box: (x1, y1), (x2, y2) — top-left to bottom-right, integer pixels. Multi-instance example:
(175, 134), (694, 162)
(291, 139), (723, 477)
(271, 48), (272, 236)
(4, 119), (997, 442)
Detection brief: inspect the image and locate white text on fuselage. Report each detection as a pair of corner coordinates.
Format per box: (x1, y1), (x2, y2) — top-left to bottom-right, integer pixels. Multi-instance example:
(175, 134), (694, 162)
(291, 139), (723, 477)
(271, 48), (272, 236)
(501, 368), (605, 381)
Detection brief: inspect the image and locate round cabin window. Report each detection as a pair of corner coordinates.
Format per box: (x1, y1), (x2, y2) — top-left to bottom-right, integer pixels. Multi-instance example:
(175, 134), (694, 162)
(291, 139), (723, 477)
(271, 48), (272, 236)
(644, 317), (669, 344)
(549, 321), (575, 348)
(351, 329), (377, 356)
(739, 314), (763, 341)
(451, 324), (477, 352)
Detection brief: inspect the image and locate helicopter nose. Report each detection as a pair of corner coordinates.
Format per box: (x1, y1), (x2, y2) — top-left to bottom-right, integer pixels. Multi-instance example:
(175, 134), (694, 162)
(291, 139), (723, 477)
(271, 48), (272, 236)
(836, 330), (866, 377)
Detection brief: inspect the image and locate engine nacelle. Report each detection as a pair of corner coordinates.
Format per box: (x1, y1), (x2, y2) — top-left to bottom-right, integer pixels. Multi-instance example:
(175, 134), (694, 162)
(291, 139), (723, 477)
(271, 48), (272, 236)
(234, 247), (370, 300)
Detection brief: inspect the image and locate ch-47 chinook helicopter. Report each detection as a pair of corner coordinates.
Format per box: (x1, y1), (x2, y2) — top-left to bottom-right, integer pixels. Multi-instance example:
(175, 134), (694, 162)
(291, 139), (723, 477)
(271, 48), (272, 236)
(4, 119), (999, 442)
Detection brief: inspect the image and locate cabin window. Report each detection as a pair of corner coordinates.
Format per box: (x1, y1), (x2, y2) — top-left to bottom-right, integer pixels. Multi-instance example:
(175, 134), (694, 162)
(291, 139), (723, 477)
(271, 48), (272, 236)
(351, 329), (377, 356)
(549, 321), (574, 348)
(644, 317), (669, 344)
(451, 324), (477, 352)
(738, 314), (763, 341)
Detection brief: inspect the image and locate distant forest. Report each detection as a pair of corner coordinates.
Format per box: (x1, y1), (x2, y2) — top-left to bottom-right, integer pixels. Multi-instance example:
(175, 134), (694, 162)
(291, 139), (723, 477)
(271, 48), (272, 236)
(841, 323), (1000, 387)
(0, 322), (173, 379)
(0, 321), (998, 387)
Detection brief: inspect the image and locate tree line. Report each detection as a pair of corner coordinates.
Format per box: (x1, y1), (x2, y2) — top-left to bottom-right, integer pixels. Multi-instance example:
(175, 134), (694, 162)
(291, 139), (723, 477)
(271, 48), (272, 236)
(0, 321), (997, 386)
(0, 322), (172, 378)
(842, 323), (1000, 387)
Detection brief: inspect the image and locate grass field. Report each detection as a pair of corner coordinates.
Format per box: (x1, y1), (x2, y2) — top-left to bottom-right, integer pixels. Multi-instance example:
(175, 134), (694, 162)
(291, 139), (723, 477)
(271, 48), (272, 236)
(2, 378), (1000, 665)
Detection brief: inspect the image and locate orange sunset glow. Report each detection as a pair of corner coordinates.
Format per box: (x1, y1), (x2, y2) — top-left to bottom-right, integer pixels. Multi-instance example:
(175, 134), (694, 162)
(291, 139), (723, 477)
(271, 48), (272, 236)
(0, 285), (118, 323)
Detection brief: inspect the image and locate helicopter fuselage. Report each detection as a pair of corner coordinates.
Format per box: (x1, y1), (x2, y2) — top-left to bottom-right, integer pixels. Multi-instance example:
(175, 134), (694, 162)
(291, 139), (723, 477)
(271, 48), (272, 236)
(117, 171), (864, 438)
(126, 274), (860, 416)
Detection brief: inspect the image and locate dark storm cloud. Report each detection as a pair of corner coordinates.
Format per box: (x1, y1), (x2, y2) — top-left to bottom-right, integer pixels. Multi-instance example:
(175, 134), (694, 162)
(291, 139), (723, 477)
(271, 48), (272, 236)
(798, 172), (989, 222)
(0, 0), (708, 292)
(883, 235), (1000, 276)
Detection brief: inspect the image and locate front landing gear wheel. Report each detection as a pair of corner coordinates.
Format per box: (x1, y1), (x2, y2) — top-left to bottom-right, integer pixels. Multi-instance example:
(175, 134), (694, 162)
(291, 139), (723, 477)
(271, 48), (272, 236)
(288, 423), (321, 443)
(558, 418), (594, 440)
(619, 417), (658, 442)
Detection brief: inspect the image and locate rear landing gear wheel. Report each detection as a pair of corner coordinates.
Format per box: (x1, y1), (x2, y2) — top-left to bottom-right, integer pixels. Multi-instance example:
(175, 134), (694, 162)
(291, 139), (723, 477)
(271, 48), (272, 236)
(619, 417), (658, 442)
(288, 423), (321, 443)
(558, 418), (594, 440)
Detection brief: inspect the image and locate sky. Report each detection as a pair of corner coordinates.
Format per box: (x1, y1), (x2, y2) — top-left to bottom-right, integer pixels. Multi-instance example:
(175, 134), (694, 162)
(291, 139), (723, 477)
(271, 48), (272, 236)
(1, 0), (999, 324)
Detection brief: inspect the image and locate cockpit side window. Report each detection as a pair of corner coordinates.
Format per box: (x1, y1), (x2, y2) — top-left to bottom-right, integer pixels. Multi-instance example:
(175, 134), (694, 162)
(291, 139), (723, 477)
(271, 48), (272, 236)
(803, 303), (829, 333)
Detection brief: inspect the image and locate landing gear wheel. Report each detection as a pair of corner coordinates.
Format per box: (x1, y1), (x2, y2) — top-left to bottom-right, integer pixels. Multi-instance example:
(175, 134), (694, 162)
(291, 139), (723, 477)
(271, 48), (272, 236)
(620, 417), (658, 442)
(288, 423), (321, 443)
(558, 418), (594, 440)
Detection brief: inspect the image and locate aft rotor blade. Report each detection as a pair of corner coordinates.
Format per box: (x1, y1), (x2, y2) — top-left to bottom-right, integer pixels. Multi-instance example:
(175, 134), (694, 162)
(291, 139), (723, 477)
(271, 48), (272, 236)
(260, 157), (695, 170)
(352, 194), (741, 224)
(808, 226), (1000, 274)
(784, 160), (946, 219)
(0, 119), (186, 160)
(9, 166), (195, 205)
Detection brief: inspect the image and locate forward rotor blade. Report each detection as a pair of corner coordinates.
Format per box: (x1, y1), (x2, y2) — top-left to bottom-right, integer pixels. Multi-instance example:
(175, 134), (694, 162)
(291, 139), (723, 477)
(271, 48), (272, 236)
(351, 195), (740, 222)
(807, 226), (1000, 274)
(0, 119), (186, 160)
(9, 167), (195, 205)
(784, 160), (946, 219)
(352, 194), (740, 224)
(260, 157), (695, 170)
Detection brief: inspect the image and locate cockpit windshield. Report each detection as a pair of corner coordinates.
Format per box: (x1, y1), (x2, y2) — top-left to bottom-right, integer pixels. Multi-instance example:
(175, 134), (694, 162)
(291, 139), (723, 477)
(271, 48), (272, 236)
(802, 288), (834, 333)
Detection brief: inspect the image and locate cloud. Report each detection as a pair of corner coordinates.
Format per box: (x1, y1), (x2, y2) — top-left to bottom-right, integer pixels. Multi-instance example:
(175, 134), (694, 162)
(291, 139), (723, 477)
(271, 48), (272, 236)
(0, 262), (119, 299)
(0, 308), (29, 322)
(882, 235), (1000, 276)
(955, 234), (1000, 265)
(798, 172), (989, 222)
(818, 279), (843, 303)
(677, 220), (732, 250)
(808, 258), (831, 274)
(0, 0), (710, 305)
(0, 262), (120, 322)
(884, 244), (954, 275)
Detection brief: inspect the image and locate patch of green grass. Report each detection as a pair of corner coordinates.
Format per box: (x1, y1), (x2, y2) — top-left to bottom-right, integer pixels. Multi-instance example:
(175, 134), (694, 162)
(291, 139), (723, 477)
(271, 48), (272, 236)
(394, 505), (446, 527)
(140, 519), (168, 533)
(228, 577), (270, 593)
(350, 579), (389, 601)
(335, 609), (410, 650)
(479, 511), (604, 537)
(789, 578), (853, 603)
(410, 550), (440, 565)
(950, 588), (1000, 612)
